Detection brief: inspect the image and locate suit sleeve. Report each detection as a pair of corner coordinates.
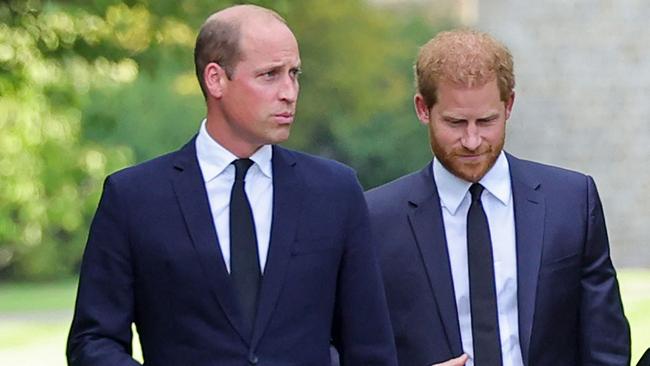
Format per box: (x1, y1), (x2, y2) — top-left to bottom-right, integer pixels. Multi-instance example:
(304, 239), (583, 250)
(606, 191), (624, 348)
(331, 172), (398, 366)
(67, 176), (141, 366)
(579, 176), (630, 365)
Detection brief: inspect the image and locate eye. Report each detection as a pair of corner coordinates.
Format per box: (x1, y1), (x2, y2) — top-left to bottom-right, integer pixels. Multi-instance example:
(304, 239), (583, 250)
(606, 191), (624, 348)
(290, 67), (302, 79)
(444, 117), (465, 126)
(478, 115), (498, 124)
(262, 69), (278, 79)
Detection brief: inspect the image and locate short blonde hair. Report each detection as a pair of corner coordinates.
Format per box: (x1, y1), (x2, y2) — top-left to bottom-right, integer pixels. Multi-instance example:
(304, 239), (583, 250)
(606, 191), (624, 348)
(415, 29), (515, 108)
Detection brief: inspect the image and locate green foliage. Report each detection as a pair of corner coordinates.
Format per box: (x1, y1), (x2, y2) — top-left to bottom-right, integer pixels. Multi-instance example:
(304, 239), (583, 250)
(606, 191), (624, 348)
(0, 1), (134, 279)
(1, 0), (455, 280)
(325, 12), (453, 188)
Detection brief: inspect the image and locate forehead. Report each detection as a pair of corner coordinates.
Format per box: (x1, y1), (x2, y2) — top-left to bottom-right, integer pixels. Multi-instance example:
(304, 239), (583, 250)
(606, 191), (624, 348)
(435, 78), (502, 111)
(238, 20), (299, 63)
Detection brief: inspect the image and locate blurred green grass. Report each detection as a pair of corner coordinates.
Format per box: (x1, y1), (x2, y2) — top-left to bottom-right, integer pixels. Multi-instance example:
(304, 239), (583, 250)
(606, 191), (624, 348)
(0, 280), (77, 312)
(619, 269), (650, 364)
(1, 269), (648, 365)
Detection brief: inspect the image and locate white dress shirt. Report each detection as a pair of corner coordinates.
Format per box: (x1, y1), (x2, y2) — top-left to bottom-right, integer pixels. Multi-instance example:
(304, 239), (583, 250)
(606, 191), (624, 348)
(195, 120), (273, 273)
(433, 152), (523, 366)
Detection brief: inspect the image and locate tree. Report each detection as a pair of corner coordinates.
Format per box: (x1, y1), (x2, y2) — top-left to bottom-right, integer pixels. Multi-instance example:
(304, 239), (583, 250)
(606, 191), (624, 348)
(0, 0), (455, 280)
(0, 0), (134, 279)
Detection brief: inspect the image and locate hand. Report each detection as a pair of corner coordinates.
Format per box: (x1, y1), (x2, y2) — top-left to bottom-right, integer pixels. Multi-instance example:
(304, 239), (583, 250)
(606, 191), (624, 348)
(432, 354), (468, 366)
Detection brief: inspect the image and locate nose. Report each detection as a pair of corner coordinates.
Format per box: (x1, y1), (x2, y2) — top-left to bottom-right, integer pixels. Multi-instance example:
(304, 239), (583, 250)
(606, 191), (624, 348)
(278, 75), (299, 104)
(460, 123), (481, 151)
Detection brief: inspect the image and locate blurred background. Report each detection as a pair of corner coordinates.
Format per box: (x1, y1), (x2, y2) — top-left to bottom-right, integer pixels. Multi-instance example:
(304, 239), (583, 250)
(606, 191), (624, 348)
(0, 0), (648, 364)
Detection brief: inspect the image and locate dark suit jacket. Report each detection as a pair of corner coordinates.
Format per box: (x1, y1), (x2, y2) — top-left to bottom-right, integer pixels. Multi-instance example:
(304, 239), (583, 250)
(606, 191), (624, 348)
(366, 153), (630, 366)
(67, 139), (397, 366)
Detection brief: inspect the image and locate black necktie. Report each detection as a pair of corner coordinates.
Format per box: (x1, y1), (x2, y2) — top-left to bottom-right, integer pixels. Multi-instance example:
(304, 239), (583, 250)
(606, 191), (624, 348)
(230, 158), (261, 336)
(467, 183), (502, 365)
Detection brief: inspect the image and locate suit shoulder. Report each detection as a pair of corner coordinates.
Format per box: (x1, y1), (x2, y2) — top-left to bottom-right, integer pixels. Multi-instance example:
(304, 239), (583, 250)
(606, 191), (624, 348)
(509, 154), (592, 185)
(507, 154), (598, 204)
(280, 146), (357, 181)
(365, 168), (426, 213)
(108, 149), (180, 184)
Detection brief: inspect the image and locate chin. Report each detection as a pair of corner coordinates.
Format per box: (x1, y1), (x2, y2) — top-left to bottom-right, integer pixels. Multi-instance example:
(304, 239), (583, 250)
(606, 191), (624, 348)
(269, 131), (291, 144)
(451, 165), (489, 183)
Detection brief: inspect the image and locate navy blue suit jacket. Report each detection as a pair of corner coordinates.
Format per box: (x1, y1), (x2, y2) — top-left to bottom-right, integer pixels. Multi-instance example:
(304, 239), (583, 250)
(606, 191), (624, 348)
(67, 139), (397, 366)
(366, 153), (630, 366)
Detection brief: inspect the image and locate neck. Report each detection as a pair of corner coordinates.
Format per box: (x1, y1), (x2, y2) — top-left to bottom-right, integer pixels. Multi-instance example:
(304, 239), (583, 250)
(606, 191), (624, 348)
(204, 116), (261, 159)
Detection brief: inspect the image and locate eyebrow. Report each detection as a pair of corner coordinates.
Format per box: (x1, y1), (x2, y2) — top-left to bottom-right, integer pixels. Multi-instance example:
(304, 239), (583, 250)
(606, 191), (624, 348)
(441, 111), (500, 121)
(254, 64), (282, 73)
(442, 115), (466, 122)
(254, 61), (302, 73)
(477, 113), (499, 120)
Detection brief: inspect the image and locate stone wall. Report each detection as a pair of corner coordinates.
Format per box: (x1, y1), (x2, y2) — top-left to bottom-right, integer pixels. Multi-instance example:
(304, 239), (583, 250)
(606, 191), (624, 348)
(474, 0), (650, 267)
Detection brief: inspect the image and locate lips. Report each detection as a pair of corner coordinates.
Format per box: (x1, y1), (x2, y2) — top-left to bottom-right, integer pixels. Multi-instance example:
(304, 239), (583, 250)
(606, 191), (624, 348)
(456, 152), (488, 164)
(274, 112), (294, 124)
(457, 152), (486, 158)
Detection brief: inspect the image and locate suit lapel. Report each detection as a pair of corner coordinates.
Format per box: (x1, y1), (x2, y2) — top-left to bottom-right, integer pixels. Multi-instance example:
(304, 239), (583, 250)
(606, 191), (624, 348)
(407, 164), (464, 356)
(170, 138), (249, 344)
(250, 146), (301, 349)
(507, 153), (545, 366)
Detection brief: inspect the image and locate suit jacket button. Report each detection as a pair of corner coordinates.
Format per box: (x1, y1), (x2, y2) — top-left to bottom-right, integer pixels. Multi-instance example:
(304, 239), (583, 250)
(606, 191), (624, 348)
(248, 354), (259, 365)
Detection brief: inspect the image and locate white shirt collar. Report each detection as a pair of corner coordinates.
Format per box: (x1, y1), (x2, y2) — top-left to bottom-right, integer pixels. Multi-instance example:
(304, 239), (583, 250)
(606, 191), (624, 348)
(195, 119), (273, 183)
(433, 151), (511, 215)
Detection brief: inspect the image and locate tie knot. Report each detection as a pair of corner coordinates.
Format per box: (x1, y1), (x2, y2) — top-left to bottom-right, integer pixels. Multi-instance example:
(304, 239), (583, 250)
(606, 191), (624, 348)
(469, 183), (484, 202)
(233, 159), (254, 181)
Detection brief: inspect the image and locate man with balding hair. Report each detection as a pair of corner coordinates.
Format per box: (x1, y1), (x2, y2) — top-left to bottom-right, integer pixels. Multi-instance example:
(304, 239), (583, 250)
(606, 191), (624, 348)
(367, 29), (630, 365)
(67, 5), (396, 365)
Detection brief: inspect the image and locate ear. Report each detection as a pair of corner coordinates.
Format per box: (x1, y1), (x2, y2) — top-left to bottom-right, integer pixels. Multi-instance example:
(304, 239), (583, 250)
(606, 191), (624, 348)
(204, 62), (227, 99)
(414, 93), (432, 125)
(504, 91), (515, 120)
